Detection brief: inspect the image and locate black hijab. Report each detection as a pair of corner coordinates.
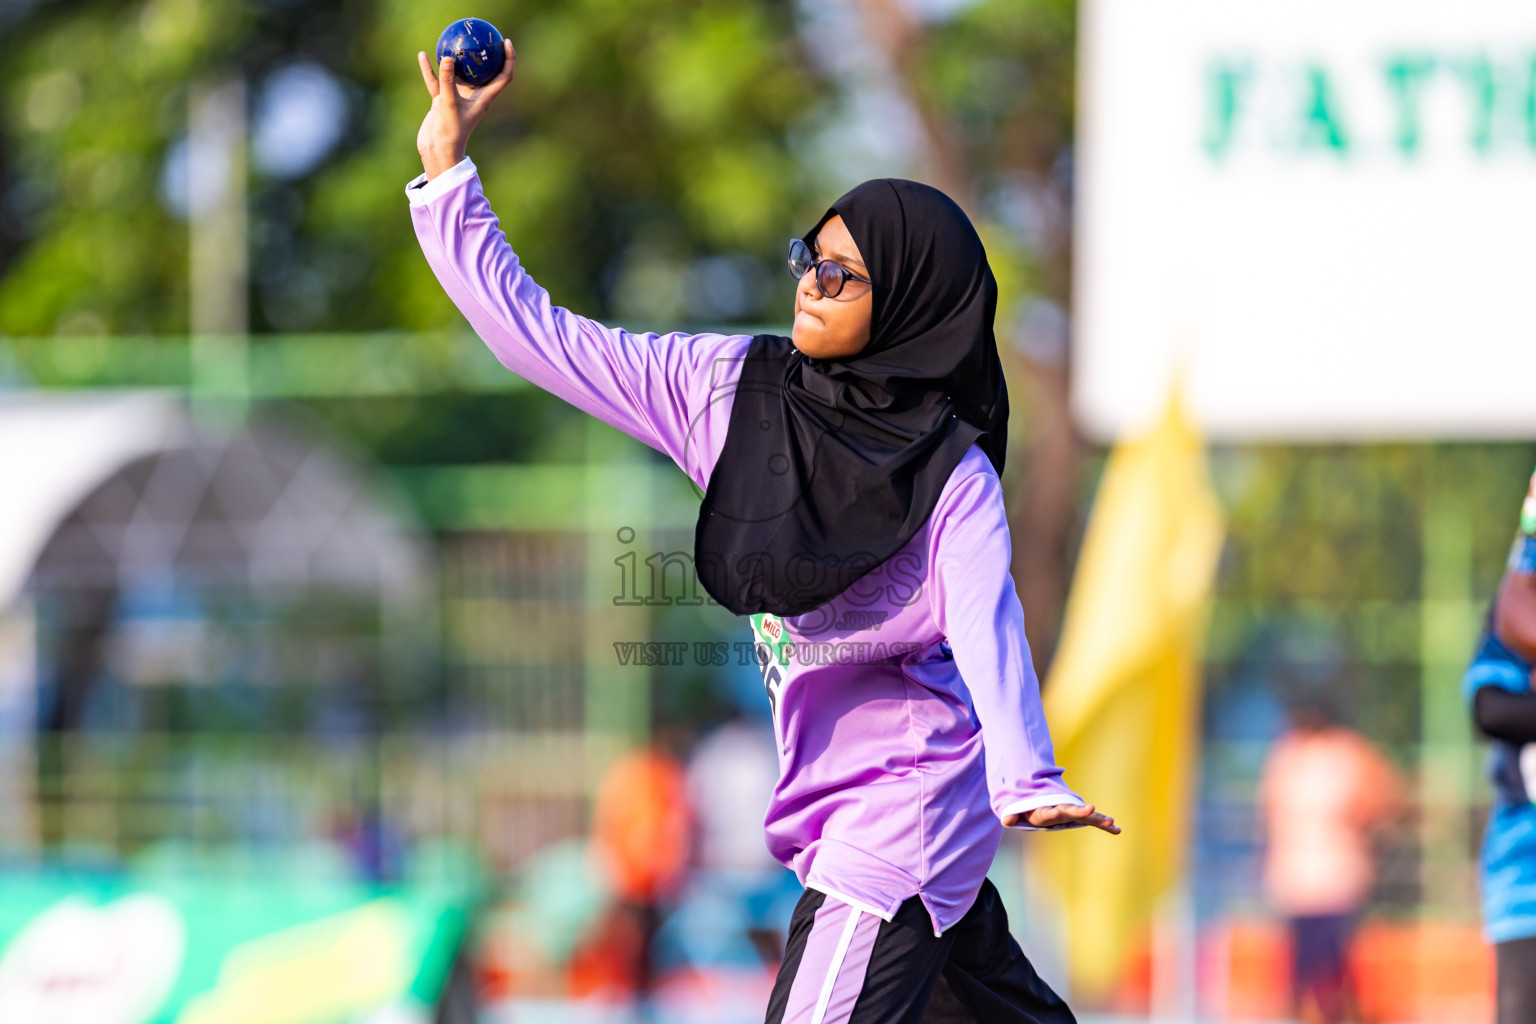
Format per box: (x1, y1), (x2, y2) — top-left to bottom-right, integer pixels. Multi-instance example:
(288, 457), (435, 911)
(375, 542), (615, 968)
(694, 178), (1009, 618)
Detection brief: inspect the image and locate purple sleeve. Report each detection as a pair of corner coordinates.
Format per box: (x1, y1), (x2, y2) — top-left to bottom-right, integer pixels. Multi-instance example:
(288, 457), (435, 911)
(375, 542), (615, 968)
(407, 158), (749, 487)
(928, 453), (1087, 828)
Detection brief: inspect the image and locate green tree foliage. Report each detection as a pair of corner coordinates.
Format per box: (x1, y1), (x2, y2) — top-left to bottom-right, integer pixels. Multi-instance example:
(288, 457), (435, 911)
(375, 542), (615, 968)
(0, 0), (826, 337)
(841, 0), (1076, 317)
(921, 0), (1076, 189)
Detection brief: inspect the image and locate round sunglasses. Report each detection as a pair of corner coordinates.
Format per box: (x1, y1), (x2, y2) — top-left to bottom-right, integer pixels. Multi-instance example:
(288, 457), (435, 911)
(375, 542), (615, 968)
(787, 238), (871, 299)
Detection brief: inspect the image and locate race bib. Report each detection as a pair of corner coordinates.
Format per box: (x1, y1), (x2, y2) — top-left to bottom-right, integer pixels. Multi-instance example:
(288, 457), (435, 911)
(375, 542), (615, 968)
(750, 612), (792, 752)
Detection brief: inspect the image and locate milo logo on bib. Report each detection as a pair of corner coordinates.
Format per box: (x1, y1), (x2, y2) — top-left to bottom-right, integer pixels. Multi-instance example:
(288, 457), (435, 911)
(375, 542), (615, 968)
(750, 612), (792, 667)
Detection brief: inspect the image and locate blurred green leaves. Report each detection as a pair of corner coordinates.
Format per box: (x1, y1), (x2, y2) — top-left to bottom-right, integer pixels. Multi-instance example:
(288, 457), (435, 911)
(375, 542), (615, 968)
(0, 0), (826, 337)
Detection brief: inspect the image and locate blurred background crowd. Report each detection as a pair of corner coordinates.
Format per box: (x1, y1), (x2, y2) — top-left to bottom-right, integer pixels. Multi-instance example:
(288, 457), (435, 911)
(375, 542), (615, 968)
(0, 0), (1530, 1021)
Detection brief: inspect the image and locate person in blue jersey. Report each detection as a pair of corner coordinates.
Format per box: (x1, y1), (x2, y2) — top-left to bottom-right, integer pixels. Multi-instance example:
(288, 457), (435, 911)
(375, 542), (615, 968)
(1464, 463), (1536, 1024)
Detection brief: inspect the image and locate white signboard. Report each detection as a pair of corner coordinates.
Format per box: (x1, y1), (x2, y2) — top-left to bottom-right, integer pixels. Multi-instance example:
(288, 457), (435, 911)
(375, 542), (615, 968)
(1075, 0), (1536, 440)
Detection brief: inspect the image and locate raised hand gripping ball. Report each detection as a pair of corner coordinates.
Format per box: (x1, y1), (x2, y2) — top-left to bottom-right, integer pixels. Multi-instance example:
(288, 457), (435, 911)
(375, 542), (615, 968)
(436, 18), (506, 87)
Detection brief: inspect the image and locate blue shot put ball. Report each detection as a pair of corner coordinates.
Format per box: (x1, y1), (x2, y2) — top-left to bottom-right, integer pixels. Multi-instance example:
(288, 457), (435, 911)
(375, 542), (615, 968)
(436, 18), (506, 87)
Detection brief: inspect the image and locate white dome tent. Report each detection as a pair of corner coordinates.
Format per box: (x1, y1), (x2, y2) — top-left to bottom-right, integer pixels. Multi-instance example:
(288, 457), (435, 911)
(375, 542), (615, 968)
(0, 390), (432, 857)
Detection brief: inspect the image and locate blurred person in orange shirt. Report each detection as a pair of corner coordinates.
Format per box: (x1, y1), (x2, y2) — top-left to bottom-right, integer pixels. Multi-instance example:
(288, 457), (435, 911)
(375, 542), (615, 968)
(581, 741), (693, 1010)
(1257, 697), (1405, 1024)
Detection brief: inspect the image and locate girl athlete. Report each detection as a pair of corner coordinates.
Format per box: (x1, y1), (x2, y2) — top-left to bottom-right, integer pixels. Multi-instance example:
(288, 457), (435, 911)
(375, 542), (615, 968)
(1464, 463), (1536, 1024)
(411, 42), (1119, 1024)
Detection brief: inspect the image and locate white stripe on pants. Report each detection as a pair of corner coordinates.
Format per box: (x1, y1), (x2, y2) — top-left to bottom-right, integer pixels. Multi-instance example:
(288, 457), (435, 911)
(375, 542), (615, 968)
(780, 894), (884, 1024)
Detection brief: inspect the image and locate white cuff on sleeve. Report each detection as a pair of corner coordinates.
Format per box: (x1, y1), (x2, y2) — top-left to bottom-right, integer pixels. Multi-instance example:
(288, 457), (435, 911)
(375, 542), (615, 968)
(405, 156), (479, 207)
(1001, 793), (1088, 830)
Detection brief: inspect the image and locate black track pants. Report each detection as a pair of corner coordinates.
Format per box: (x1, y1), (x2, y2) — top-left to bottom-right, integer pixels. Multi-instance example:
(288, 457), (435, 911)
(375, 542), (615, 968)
(764, 878), (1076, 1024)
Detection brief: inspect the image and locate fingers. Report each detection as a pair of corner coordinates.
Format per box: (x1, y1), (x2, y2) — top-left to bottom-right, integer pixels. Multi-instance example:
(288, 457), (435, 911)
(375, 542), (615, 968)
(441, 54), (476, 106)
(1021, 802), (1121, 834)
(1063, 804), (1121, 834)
(1086, 811), (1121, 834)
(502, 37), (516, 82)
(417, 51), (439, 97)
(1031, 803), (1093, 824)
(469, 39), (516, 112)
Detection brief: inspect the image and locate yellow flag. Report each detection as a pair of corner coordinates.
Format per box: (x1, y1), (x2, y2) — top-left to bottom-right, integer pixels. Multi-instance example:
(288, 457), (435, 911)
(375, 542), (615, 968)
(1036, 391), (1225, 998)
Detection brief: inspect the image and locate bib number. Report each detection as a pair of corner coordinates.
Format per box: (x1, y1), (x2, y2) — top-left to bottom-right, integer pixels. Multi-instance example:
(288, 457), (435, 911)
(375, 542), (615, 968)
(750, 612), (792, 751)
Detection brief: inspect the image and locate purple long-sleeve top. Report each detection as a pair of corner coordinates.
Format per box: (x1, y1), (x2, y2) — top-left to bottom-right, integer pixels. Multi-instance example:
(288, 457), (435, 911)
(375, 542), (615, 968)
(407, 157), (1086, 936)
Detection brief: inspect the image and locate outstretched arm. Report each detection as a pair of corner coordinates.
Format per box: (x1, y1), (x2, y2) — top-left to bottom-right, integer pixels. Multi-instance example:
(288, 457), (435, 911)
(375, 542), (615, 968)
(408, 163), (749, 476)
(1474, 686), (1536, 744)
(929, 452), (1120, 835)
(408, 46), (751, 481)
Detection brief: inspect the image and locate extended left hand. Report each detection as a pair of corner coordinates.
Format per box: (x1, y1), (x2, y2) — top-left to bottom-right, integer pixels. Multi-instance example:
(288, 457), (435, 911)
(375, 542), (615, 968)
(1004, 803), (1120, 834)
